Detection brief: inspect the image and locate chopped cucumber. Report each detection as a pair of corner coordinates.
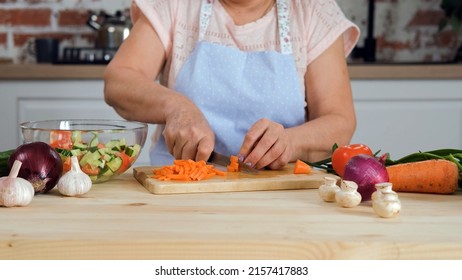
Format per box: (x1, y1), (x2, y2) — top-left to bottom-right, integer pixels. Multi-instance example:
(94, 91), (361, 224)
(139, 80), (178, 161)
(107, 156), (123, 172)
(125, 144), (141, 157)
(79, 151), (100, 167)
(106, 139), (122, 151)
(98, 148), (114, 162)
(97, 147), (113, 156)
(89, 132), (99, 147)
(99, 159), (107, 169)
(119, 138), (126, 150)
(88, 153), (104, 169)
(72, 142), (88, 150)
(71, 131), (82, 143)
(70, 149), (83, 157)
(55, 147), (72, 157)
(100, 166), (114, 177)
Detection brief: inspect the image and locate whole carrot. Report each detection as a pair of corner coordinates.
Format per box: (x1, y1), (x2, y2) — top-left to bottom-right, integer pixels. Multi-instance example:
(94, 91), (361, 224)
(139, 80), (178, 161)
(386, 159), (459, 194)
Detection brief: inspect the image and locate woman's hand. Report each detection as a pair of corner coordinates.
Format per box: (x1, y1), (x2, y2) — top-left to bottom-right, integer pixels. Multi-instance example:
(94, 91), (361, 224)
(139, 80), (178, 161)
(238, 118), (293, 170)
(163, 96), (215, 162)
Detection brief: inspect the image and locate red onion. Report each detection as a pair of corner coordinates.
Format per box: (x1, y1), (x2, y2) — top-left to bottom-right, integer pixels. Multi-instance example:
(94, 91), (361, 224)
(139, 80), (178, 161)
(7, 142), (63, 194)
(343, 154), (389, 201)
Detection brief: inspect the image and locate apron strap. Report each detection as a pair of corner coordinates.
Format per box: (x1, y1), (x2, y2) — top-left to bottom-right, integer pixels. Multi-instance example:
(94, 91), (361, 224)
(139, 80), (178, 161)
(199, 0), (293, 54)
(199, 0), (214, 41)
(276, 0), (292, 55)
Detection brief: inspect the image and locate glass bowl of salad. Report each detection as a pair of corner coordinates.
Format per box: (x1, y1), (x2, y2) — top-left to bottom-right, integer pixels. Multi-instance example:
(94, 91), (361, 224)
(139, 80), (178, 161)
(20, 119), (148, 183)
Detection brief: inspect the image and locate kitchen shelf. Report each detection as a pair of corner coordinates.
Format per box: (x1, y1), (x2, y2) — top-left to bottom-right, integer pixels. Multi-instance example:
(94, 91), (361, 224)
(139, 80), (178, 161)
(0, 64), (106, 80)
(0, 63), (461, 80)
(348, 63), (462, 80)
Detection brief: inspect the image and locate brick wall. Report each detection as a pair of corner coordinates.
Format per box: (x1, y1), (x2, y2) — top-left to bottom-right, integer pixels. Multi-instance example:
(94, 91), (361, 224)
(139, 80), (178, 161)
(0, 0), (130, 63)
(0, 0), (461, 63)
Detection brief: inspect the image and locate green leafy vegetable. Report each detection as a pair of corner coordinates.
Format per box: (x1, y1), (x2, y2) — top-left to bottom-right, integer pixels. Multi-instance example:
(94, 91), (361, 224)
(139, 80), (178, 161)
(0, 149), (15, 177)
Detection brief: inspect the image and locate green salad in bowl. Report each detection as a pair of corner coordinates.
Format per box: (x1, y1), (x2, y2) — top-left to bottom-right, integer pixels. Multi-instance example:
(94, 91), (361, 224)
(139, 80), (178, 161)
(20, 119), (148, 183)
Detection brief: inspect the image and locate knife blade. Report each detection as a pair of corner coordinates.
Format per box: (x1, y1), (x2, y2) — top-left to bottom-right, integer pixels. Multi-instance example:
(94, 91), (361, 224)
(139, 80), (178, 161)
(207, 151), (259, 174)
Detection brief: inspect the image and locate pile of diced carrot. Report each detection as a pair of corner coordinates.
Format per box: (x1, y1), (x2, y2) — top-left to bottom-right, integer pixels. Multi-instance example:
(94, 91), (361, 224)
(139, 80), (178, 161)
(227, 155), (240, 172)
(153, 159), (226, 181)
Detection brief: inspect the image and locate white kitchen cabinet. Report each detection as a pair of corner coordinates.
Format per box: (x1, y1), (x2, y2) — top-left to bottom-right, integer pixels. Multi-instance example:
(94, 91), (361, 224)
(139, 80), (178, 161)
(0, 80), (155, 166)
(1, 77), (461, 166)
(351, 79), (462, 159)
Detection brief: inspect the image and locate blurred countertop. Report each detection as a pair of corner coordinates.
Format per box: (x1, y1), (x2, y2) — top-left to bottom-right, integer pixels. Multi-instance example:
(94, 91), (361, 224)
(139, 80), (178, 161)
(0, 63), (461, 80)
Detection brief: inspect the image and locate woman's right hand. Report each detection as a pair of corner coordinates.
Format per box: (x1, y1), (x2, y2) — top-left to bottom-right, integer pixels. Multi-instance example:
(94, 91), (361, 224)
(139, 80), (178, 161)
(163, 95), (215, 162)
(104, 11), (214, 162)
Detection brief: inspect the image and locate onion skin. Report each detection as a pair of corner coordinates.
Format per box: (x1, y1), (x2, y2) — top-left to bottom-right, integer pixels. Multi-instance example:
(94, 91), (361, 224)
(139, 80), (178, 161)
(7, 142), (63, 194)
(343, 154), (389, 201)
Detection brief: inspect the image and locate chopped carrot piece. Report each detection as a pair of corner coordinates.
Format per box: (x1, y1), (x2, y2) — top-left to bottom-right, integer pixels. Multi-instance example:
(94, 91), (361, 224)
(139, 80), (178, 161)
(230, 155), (238, 163)
(167, 174), (191, 181)
(294, 159), (312, 174)
(212, 168), (227, 176)
(204, 173), (217, 180)
(227, 155), (240, 172)
(153, 159), (227, 181)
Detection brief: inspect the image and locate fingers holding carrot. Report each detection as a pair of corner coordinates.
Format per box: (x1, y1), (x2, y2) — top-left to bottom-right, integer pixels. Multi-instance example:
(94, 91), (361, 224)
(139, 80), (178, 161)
(239, 118), (292, 170)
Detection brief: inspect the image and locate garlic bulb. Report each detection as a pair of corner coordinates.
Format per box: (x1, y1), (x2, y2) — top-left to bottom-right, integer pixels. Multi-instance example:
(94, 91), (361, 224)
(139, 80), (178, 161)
(318, 176), (340, 202)
(57, 156), (92, 196)
(335, 180), (362, 208)
(0, 160), (35, 207)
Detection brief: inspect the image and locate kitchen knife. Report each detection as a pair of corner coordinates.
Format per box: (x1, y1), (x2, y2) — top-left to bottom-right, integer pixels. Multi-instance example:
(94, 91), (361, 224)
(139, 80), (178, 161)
(207, 151), (259, 174)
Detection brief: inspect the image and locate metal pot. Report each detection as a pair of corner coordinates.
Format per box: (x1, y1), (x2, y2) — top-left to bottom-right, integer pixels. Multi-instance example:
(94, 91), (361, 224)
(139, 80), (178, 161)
(87, 10), (131, 49)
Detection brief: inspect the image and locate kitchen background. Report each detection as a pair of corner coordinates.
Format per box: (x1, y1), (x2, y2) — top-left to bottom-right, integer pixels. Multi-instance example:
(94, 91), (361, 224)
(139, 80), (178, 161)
(0, 0), (461, 64)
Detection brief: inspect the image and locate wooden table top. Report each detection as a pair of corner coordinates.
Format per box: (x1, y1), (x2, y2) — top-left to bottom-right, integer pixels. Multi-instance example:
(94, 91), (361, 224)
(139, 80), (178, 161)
(1, 169), (461, 260)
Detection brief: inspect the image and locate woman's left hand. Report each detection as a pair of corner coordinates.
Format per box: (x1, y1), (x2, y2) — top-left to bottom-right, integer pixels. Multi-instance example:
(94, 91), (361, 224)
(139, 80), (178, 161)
(238, 118), (293, 170)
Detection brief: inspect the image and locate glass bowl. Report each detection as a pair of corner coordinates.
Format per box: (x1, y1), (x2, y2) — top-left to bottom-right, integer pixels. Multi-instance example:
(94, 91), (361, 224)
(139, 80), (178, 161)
(20, 119), (148, 183)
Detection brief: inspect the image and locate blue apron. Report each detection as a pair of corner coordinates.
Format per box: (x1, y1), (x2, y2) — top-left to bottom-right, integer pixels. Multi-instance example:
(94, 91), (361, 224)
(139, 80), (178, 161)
(150, 0), (306, 165)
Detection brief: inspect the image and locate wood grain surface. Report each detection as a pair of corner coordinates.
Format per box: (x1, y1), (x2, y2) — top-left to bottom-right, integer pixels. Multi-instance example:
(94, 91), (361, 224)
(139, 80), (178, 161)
(133, 165), (337, 194)
(1, 169), (461, 260)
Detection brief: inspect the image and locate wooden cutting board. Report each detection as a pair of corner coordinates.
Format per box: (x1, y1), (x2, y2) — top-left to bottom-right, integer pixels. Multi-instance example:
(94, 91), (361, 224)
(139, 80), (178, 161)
(133, 165), (339, 195)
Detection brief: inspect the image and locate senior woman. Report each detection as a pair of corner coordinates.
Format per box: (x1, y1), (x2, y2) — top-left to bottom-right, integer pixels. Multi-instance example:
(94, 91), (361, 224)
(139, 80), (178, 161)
(104, 0), (359, 169)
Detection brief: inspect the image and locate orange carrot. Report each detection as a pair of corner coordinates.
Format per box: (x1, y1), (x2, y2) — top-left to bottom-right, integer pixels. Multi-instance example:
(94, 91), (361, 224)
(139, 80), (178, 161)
(386, 159), (459, 194)
(212, 168), (227, 176)
(293, 159), (312, 174)
(153, 159), (226, 181)
(227, 155), (240, 172)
